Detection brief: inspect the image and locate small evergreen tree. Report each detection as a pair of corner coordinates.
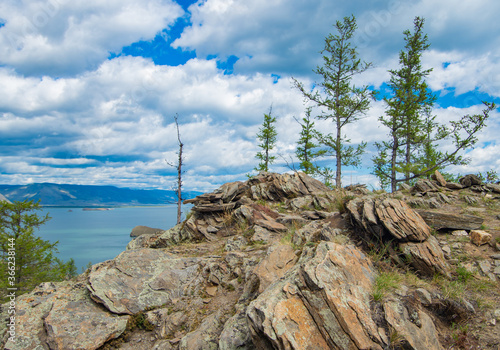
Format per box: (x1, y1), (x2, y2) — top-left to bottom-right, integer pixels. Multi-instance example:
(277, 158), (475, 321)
(295, 107), (321, 175)
(0, 200), (77, 301)
(294, 15), (373, 188)
(255, 107), (277, 172)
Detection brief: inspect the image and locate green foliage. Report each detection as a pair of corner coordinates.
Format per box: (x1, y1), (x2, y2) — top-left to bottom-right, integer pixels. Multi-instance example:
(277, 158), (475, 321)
(372, 271), (403, 301)
(374, 17), (496, 192)
(255, 107), (277, 172)
(0, 200), (77, 301)
(128, 311), (155, 331)
(476, 169), (499, 183)
(294, 15), (373, 188)
(295, 107), (322, 175)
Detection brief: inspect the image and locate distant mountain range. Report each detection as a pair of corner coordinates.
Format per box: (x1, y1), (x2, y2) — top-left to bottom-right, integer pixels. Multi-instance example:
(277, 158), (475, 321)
(0, 183), (202, 207)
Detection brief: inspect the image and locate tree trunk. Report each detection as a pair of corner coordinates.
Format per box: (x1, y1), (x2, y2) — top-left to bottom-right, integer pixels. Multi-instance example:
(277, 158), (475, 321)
(336, 115), (342, 189)
(176, 141), (183, 225)
(174, 115), (183, 225)
(391, 132), (399, 193)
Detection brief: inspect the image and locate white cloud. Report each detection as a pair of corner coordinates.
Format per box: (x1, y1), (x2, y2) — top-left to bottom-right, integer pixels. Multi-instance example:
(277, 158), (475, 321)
(0, 0), (499, 192)
(0, 0), (183, 76)
(0, 56), (308, 190)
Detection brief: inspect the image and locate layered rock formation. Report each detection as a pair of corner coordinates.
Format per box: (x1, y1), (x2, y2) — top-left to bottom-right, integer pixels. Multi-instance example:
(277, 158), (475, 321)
(2, 172), (499, 350)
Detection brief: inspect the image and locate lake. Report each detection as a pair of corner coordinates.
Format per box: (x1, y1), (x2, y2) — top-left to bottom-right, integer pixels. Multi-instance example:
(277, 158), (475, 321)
(37, 206), (184, 273)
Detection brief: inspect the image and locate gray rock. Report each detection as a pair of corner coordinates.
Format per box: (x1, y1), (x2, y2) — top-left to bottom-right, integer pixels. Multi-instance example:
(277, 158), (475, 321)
(252, 225), (274, 243)
(179, 310), (225, 350)
(400, 236), (451, 278)
(460, 174), (482, 187)
(130, 225), (163, 237)
(383, 298), (443, 350)
(464, 195), (478, 205)
(253, 244), (297, 293)
(411, 179), (439, 194)
(399, 183), (412, 191)
(446, 182), (463, 190)
(88, 248), (203, 314)
(292, 215), (345, 246)
(416, 210), (483, 230)
(247, 242), (382, 350)
(2, 281), (128, 350)
(225, 236), (248, 252)
(486, 183), (500, 194)
(276, 214), (308, 226)
(219, 311), (255, 350)
(375, 198), (431, 242)
(416, 288), (433, 305)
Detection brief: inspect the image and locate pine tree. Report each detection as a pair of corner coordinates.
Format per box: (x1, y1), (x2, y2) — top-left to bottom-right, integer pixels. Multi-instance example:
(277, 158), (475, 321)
(294, 15), (373, 188)
(374, 17), (496, 191)
(295, 107), (321, 175)
(374, 17), (435, 192)
(255, 107), (277, 172)
(0, 200), (77, 300)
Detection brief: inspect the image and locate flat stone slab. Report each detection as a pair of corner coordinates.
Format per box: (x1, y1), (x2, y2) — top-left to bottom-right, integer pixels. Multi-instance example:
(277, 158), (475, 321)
(416, 210), (483, 230)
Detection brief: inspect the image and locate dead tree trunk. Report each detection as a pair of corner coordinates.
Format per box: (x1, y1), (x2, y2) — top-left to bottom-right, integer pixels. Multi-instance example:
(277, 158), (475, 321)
(167, 114), (184, 225)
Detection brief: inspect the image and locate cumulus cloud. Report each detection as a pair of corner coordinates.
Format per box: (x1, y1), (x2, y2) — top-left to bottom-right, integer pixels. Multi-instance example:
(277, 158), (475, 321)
(0, 56), (307, 189)
(0, 0), (183, 76)
(0, 0), (499, 191)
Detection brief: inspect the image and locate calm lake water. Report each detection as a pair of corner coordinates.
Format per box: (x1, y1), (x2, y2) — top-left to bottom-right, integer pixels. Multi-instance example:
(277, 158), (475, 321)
(37, 206), (183, 273)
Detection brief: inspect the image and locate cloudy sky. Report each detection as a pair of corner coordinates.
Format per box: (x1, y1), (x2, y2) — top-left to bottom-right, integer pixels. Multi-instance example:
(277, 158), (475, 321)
(0, 0), (499, 192)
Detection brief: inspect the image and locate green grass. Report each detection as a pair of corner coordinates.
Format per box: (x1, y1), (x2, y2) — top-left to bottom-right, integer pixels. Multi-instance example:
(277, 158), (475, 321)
(372, 271), (403, 301)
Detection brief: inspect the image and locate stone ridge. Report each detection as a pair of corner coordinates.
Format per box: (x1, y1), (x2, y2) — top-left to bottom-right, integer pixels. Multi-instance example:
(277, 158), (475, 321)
(1, 171), (499, 350)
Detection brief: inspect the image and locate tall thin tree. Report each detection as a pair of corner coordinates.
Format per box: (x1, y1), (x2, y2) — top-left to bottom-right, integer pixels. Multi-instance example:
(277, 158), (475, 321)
(255, 106), (277, 172)
(295, 107), (321, 175)
(373, 17), (496, 191)
(166, 114), (184, 225)
(294, 15), (373, 188)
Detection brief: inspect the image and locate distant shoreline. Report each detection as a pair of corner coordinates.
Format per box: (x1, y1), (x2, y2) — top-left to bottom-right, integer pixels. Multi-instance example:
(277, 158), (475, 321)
(40, 204), (178, 209)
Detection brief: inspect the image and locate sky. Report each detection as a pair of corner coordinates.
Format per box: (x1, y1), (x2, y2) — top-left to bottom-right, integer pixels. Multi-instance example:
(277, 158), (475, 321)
(0, 0), (499, 192)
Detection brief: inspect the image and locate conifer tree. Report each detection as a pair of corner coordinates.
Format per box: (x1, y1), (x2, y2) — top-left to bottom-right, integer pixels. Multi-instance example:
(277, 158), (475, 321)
(0, 200), (77, 300)
(294, 15), (373, 188)
(295, 107), (321, 175)
(373, 17), (435, 191)
(373, 17), (496, 191)
(255, 107), (277, 172)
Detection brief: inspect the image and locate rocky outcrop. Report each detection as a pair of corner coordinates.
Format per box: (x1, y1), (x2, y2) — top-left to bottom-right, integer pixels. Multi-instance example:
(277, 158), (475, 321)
(2, 172), (498, 350)
(247, 242), (444, 350)
(87, 249), (204, 315)
(2, 281), (128, 350)
(346, 196), (450, 277)
(130, 225), (163, 237)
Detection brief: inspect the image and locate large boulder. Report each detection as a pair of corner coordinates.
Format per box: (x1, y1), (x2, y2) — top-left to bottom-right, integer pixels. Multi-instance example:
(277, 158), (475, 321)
(375, 198), (431, 242)
(1, 281), (128, 350)
(248, 172), (330, 202)
(459, 174), (482, 188)
(247, 242), (382, 350)
(246, 242), (444, 350)
(400, 235), (451, 278)
(88, 248), (204, 314)
(347, 197), (431, 242)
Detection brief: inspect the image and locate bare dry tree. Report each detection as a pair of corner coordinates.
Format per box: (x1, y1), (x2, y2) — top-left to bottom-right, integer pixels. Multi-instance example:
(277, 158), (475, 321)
(166, 114), (184, 225)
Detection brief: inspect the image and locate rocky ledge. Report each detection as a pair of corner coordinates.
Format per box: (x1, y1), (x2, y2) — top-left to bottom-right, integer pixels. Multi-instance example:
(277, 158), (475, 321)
(2, 171), (500, 349)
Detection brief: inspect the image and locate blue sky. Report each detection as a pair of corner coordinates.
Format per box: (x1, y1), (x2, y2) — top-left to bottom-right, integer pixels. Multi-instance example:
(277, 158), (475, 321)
(0, 0), (499, 191)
